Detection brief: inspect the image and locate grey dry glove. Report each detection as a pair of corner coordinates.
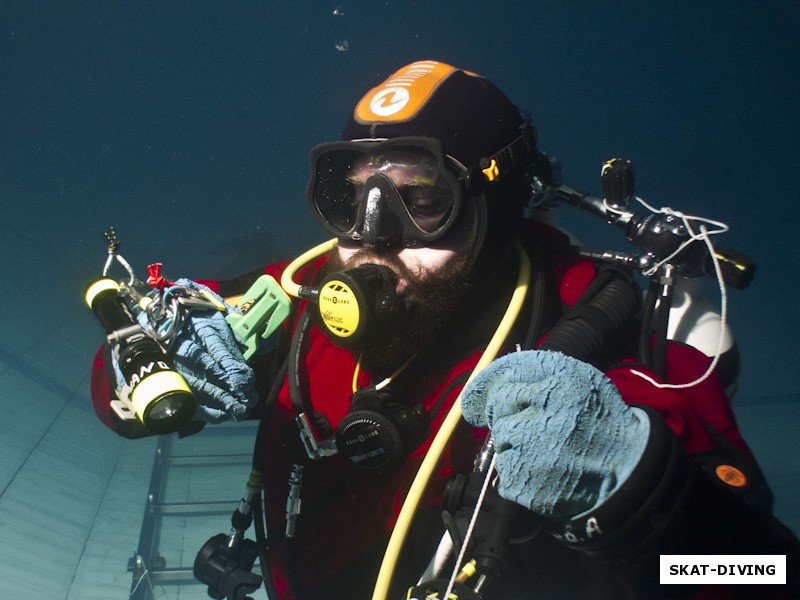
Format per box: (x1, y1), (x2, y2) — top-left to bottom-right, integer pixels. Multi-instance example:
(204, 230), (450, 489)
(113, 279), (259, 423)
(167, 279), (259, 422)
(461, 350), (650, 520)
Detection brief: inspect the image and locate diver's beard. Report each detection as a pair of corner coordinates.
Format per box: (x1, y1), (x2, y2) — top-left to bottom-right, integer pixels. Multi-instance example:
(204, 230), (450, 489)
(322, 249), (472, 375)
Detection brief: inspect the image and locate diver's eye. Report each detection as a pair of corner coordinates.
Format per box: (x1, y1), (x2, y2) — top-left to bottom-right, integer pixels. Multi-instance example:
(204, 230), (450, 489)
(404, 188), (449, 214)
(403, 187), (452, 232)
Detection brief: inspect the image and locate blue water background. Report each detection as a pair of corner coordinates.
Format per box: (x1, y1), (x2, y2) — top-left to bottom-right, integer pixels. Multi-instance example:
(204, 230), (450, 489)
(0, 2), (798, 597)
(4, 2), (799, 397)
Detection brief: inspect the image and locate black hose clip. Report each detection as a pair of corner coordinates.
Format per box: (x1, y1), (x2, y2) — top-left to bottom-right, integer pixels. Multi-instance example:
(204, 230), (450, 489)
(443, 470), (520, 580)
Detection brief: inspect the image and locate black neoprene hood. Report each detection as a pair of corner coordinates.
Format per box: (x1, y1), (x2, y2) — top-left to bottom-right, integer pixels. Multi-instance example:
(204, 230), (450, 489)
(342, 63), (531, 172)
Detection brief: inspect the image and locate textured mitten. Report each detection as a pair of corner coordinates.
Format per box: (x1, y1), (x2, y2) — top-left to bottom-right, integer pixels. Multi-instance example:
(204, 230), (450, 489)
(113, 279), (258, 422)
(461, 350), (650, 520)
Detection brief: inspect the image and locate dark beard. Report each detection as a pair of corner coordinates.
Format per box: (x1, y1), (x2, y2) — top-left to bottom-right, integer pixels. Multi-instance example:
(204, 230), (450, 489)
(322, 249), (472, 375)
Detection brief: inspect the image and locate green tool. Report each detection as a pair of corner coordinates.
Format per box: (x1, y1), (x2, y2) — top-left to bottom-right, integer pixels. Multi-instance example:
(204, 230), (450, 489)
(225, 275), (292, 359)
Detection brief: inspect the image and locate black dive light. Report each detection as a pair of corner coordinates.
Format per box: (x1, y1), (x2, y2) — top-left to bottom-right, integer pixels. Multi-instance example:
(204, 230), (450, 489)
(85, 278), (196, 433)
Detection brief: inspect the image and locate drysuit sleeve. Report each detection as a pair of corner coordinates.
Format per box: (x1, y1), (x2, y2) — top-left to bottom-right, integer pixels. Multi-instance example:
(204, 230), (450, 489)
(544, 342), (800, 593)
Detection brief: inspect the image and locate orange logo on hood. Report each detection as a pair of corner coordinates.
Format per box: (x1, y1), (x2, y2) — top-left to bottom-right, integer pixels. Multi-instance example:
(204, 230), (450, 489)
(354, 60), (464, 124)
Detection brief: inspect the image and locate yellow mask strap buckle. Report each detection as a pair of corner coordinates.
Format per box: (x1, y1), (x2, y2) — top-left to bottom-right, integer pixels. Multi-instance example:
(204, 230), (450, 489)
(481, 158), (500, 182)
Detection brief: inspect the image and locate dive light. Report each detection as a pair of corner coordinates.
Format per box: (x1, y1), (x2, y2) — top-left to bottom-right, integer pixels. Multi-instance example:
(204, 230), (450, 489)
(85, 278), (196, 433)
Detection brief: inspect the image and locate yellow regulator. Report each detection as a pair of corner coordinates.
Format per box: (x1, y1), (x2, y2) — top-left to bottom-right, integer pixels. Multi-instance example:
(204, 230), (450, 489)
(318, 277), (363, 339)
(315, 265), (404, 348)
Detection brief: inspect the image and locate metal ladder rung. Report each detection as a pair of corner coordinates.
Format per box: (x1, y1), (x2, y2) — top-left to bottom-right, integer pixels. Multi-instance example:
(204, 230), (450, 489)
(153, 500), (239, 515)
(130, 429), (255, 599)
(166, 453), (253, 467)
(145, 563), (261, 584)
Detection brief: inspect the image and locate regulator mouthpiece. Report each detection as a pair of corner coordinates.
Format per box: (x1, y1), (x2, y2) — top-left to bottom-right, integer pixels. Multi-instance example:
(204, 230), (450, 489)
(314, 265), (405, 348)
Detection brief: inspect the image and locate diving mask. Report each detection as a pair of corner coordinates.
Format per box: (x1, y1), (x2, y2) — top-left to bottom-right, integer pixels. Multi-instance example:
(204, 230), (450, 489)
(307, 137), (472, 247)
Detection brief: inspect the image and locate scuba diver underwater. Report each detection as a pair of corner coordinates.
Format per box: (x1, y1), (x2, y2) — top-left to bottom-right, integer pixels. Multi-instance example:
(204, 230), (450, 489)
(87, 60), (799, 599)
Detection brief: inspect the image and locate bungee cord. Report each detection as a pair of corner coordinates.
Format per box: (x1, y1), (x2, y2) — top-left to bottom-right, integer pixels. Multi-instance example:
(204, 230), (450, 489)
(604, 196), (732, 391)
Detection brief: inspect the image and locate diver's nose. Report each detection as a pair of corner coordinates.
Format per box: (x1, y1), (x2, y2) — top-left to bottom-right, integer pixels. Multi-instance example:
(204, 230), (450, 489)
(350, 173), (403, 247)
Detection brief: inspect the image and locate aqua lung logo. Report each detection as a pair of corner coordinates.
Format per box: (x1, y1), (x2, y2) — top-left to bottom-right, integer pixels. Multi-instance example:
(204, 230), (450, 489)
(344, 429), (380, 446)
(321, 293), (350, 305)
(367, 60), (440, 118)
(319, 280), (358, 337)
(343, 420), (386, 465)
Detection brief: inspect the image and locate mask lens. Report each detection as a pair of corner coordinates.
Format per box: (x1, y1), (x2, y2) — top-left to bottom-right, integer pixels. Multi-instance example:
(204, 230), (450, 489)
(312, 149), (363, 234)
(403, 184), (453, 233)
(310, 140), (461, 240)
(351, 146), (454, 233)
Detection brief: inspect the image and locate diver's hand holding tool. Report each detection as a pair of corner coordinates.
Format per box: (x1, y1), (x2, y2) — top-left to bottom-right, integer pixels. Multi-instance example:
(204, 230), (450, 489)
(460, 350), (650, 521)
(86, 228), (289, 433)
(99, 279), (261, 428)
(86, 277), (198, 433)
(87, 231), (293, 598)
(145, 279), (261, 422)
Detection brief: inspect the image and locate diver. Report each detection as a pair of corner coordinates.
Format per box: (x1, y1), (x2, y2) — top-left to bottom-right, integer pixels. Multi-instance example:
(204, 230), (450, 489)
(89, 60), (799, 599)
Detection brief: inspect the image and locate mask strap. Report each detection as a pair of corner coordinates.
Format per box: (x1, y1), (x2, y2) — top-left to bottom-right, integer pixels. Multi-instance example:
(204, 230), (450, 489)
(479, 125), (535, 183)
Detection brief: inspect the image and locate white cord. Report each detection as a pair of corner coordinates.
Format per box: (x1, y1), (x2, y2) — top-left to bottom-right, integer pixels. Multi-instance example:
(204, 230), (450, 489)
(601, 197), (632, 219)
(602, 196), (729, 276)
(603, 196), (731, 390)
(631, 224), (728, 390)
(444, 452), (498, 599)
(632, 196), (728, 277)
(129, 555), (155, 597)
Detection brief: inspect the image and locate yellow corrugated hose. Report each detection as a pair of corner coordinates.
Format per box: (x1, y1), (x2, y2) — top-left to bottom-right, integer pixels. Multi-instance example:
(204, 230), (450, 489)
(371, 244), (531, 600)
